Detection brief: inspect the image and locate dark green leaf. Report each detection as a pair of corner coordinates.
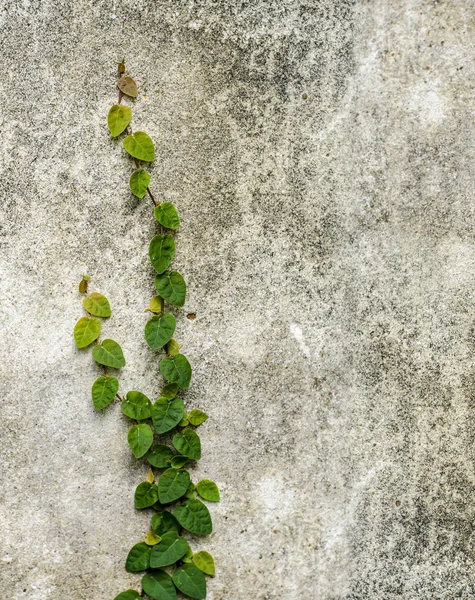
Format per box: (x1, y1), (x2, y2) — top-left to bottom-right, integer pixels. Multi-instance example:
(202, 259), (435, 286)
(134, 482), (159, 509)
(83, 292), (112, 317)
(160, 354), (192, 388)
(189, 409), (208, 427)
(170, 455), (189, 469)
(158, 468), (190, 504)
(149, 234), (175, 274)
(129, 169), (150, 199)
(91, 376), (118, 410)
(113, 591), (140, 600)
(151, 397), (184, 434)
(196, 479), (220, 502)
(125, 542), (151, 572)
(144, 313), (176, 350)
(193, 550), (215, 576)
(128, 424), (153, 458)
(142, 570), (176, 600)
(150, 531), (189, 568)
(74, 316), (101, 348)
(154, 202), (180, 229)
(118, 76), (138, 98)
(108, 104), (132, 137)
(172, 564), (207, 600)
(151, 511), (180, 536)
(173, 429), (201, 460)
(92, 339), (126, 368)
(146, 444), (174, 468)
(161, 382), (179, 399)
(121, 390), (152, 420)
(174, 499), (212, 535)
(155, 271), (186, 307)
(123, 131), (154, 161)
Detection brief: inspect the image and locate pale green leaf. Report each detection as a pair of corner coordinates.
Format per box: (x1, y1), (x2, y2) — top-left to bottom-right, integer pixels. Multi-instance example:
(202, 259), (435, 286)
(189, 409), (208, 427)
(160, 354), (192, 388)
(178, 412), (189, 427)
(155, 271), (186, 307)
(144, 313), (176, 350)
(134, 482), (159, 509)
(172, 564), (207, 600)
(74, 316), (101, 348)
(182, 546), (194, 563)
(92, 339), (125, 368)
(123, 131), (154, 161)
(154, 202), (180, 229)
(174, 499), (212, 536)
(173, 429), (201, 460)
(118, 76), (138, 98)
(108, 104), (132, 137)
(150, 531), (189, 568)
(83, 292), (111, 317)
(193, 550), (215, 576)
(158, 468), (190, 504)
(128, 424), (153, 458)
(91, 376), (118, 410)
(166, 338), (180, 357)
(196, 479), (220, 502)
(129, 169), (150, 199)
(147, 295), (164, 314)
(121, 391), (152, 420)
(125, 542), (151, 572)
(149, 234), (175, 274)
(151, 397), (184, 434)
(144, 531), (162, 546)
(160, 382), (179, 399)
(185, 482), (196, 499)
(142, 571), (176, 600)
(151, 511), (180, 536)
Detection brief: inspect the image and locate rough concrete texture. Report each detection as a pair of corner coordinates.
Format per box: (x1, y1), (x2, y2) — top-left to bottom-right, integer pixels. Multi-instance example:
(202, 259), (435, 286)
(1, 0), (475, 598)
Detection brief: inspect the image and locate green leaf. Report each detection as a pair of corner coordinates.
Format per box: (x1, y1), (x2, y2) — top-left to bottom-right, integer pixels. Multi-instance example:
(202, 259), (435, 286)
(129, 169), (150, 199)
(174, 499), (212, 535)
(142, 570), (176, 600)
(113, 590), (141, 600)
(91, 376), (118, 410)
(173, 429), (201, 460)
(123, 131), (154, 161)
(178, 412), (189, 427)
(107, 104), (132, 137)
(158, 468), (190, 504)
(83, 292), (112, 317)
(147, 296), (164, 314)
(193, 550), (215, 576)
(189, 409), (208, 427)
(118, 76), (138, 98)
(185, 482), (196, 499)
(170, 455), (189, 469)
(161, 382), (179, 399)
(172, 564), (207, 600)
(128, 424), (153, 458)
(182, 546), (194, 563)
(146, 444), (174, 468)
(144, 313), (176, 350)
(151, 511), (180, 536)
(144, 531), (162, 546)
(166, 338), (180, 357)
(150, 531), (189, 568)
(160, 354), (192, 388)
(134, 481), (159, 509)
(155, 271), (186, 307)
(121, 390), (152, 420)
(74, 316), (101, 348)
(149, 234), (175, 274)
(196, 479), (220, 502)
(125, 542), (151, 572)
(92, 339), (125, 368)
(151, 397), (184, 434)
(154, 202), (181, 229)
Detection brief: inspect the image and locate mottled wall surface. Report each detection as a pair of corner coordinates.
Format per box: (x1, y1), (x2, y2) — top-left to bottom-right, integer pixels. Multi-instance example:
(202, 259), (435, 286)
(1, 1), (475, 598)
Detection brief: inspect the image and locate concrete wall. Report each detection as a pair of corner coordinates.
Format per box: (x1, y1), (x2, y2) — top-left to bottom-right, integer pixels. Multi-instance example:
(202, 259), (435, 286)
(1, 1), (475, 598)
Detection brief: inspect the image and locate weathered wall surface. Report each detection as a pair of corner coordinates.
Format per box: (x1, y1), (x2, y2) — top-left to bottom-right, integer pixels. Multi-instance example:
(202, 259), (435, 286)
(1, 1), (475, 598)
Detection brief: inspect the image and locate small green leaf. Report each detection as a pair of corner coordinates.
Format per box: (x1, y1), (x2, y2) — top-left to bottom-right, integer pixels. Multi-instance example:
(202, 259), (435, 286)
(123, 131), (154, 161)
(196, 479), (220, 502)
(129, 169), (150, 199)
(178, 412), (189, 427)
(142, 570), (176, 600)
(121, 391), (152, 420)
(173, 429), (201, 460)
(147, 296), (164, 314)
(154, 202), (181, 229)
(166, 338), (180, 357)
(78, 275), (90, 294)
(113, 590), (140, 600)
(182, 546), (194, 563)
(125, 542), (151, 572)
(185, 482), (196, 499)
(92, 339), (126, 368)
(173, 563), (207, 600)
(144, 531), (162, 546)
(174, 499), (212, 535)
(108, 104), (132, 137)
(91, 376), (118, 410)
(158, 468), (190, 504)
(83, 292), (112, 317)
(151, 511), (180, 536)
(149, 234), (175, 274)
(160, 354), (192, 388)
(155, 271), (186, 307)
(193, 550), (215, 576)
(161, 382), (179, 399)
(150, 531), (189, 568)
(189, 409), (208, 427)
(151, 397), (184, 434)
(118, 58), (125, 74)
(146, 444), (174, 468)
(74, 316), (101, 348)
(144, 313), (176, 350)
(134, 481), (159, 509)
(170, 455), (189, 469)
(118, 76), (138, 98)
(128, 424), (153, 458)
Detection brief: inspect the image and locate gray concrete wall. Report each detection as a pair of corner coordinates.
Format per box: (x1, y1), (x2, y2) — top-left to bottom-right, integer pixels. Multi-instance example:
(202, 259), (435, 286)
(1, 1), (475, 598)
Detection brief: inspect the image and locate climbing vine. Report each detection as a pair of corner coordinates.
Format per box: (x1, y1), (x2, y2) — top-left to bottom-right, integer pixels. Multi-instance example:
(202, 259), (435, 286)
(74, 60), (219, 600)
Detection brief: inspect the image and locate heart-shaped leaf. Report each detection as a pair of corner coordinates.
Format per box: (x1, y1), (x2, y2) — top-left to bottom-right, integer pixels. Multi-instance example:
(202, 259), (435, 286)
(160, 382), (179, 399)
(151, 511), (180, 536)
(123, 131), (154, 161)
(121, 390), (152, 420)
(160, 354), (192, 388)
(193, 550), (215, 576)
(172, 563), (207, 600)
(188, 409), (208, 426)
(146, 444), (174, 468)
(144, 313), (176, 350)
(91, 376), (118, 410)
(170, 455), (189, 469)
(158, 468), (190, 504)
(83, 292), (111, 317)
(125, 542), (151, 572)
(108, 104), (132, 137)
(142, 570), (176, 600)
(129, 168), (150, 199)
(155, 271), (186, 307)
(154, 202), (180, 229)
(149, 234), (175, 274)
(92, 339), (125, 368)
(196, 479), (220, 502)
(74, 316), (101, 348)
(128, 424), (153, 458)
(118, 76), (138, 98)
(173, 429), (201, 460)
(134, 481), (159, 509)
(174, 499), (212, 535)
(113, 591), (140, 600)
(150, 531), (189, 568)
(151, 397), (184, 434)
